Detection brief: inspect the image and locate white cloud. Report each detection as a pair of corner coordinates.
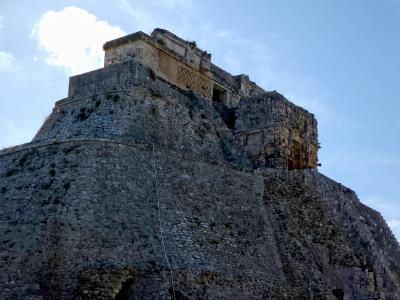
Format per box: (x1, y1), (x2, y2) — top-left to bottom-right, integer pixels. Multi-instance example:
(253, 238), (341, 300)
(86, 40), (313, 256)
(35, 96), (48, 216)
(31, 6), (125, 75)
(0, 51), (17, 71)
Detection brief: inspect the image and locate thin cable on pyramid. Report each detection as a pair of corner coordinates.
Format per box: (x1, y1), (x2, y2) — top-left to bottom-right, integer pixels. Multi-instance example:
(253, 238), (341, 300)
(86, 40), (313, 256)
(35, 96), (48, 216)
(152, 143), (177, 300)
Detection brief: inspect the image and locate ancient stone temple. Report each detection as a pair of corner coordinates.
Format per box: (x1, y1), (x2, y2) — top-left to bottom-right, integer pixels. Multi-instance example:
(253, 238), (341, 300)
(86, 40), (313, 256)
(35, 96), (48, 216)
(101, 28), (319, 170)
(0, 29), (399, 299)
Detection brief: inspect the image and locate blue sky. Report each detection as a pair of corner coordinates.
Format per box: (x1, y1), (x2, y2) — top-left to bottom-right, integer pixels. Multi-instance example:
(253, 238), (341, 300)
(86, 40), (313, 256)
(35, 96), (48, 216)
(0, 0), (399, 240)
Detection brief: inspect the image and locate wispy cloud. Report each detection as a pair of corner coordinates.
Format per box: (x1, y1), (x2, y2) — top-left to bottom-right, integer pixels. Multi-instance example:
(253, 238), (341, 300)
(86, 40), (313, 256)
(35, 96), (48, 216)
(0, 51), (17, 71)
(200, 26), (333, 120)
(31, 6), (125, 75)
(117, 2), (332, 121)
(118, 0), (155, 33)
(117, 0), (196, 34)
(34, 1), (331, 122)
(0, 17), (17, 71)
(153, 0), (194, 9)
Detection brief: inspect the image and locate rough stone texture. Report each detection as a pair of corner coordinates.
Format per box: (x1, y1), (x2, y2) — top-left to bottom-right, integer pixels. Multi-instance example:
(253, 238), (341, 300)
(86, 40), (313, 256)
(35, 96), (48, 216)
(98, 29), (317, 170)
(235, 92), (319, 169)
(35, 65), (247, 168)
(0, 30), (399, 299)
(262, 170), (400, 299)
(0, 140), (282, 299)
(1, 140), (399, 299)
(103, 29), (265, 107)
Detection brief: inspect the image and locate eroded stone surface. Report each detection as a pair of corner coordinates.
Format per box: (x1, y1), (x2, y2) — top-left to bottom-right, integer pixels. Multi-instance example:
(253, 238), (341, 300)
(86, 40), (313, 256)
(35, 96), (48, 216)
(0, 29), (399, 299)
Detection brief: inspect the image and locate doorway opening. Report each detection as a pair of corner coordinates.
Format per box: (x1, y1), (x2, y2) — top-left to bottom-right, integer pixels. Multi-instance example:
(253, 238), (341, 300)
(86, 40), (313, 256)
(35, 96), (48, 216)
(289, 141), (302, 170)
(212, 84), (227, 104)
(115, 279), (134, 300)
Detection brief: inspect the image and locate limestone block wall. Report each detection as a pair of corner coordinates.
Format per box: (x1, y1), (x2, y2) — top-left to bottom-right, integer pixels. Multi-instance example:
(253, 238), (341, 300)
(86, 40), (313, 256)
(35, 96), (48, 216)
(313, 172), (400, 298)
(1, 141), (399, 298)
(68, 61), (146, 97)
(235, 92), (319, 170)
(151, 28), (212, 73)
(1, 28), (399, 300)
(44, 61), (318, 173)
(0, 140), (286, 299)
(104, 39), (160, 73)
(103, 32), (151, 67)
(103, 29), (265, 106)
(210, 63), (240, 90)
(261, 169), (400, 299)
(34, 61), (248, 169)
(235, 74), (266, 97)
(0, 64), (399, 298)
(103, 30), (213, 99)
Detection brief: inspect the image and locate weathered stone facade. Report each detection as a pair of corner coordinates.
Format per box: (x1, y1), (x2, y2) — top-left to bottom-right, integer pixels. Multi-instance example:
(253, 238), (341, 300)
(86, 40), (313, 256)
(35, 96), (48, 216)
(103, 29), (265, 107)
(0, 29), (399, 299)
(101, 29), (318, 170)
(235, 92), (319, 169)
